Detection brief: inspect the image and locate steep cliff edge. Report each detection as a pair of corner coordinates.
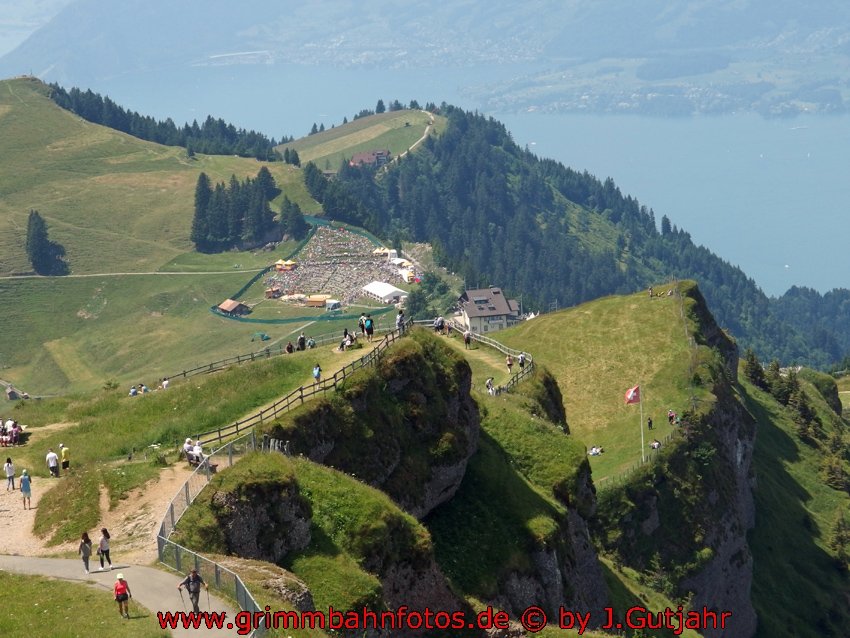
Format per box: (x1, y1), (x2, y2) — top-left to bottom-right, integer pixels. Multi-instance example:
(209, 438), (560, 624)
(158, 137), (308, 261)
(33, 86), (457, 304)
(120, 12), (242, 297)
(594, 282), (757, 638)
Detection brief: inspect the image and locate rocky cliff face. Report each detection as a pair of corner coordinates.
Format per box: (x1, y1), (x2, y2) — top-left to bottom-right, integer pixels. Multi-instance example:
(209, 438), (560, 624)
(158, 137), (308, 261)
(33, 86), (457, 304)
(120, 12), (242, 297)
(209, 478), (312, 563)
(496, 468), (609, 624)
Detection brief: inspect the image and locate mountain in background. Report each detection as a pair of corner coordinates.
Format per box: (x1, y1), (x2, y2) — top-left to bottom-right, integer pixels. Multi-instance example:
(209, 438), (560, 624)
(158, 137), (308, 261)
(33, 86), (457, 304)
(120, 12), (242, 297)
(2, 0), (849, 116)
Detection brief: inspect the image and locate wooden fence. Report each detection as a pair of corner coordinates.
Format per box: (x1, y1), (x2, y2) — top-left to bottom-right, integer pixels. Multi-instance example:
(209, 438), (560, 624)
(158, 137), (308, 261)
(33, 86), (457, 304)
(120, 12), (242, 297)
(193, 320), (411, 446)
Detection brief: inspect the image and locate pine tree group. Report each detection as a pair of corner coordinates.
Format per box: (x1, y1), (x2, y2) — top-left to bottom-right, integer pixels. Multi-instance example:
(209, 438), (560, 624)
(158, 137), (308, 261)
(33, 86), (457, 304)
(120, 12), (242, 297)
(190, 169), (280, 252)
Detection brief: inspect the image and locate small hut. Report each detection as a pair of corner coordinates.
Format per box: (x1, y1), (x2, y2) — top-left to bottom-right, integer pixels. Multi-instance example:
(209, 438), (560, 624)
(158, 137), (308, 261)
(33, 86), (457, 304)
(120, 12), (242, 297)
(217, 299), (250, 315)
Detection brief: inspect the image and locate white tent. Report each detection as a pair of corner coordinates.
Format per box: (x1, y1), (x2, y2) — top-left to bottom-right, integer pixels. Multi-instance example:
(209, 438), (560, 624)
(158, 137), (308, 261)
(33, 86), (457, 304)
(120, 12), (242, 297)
(362, 281), (408, 304)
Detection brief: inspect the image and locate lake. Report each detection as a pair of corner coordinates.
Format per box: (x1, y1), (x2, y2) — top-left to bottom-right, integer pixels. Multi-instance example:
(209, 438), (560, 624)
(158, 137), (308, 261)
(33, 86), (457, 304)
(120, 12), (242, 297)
(94, 64), (850, 297)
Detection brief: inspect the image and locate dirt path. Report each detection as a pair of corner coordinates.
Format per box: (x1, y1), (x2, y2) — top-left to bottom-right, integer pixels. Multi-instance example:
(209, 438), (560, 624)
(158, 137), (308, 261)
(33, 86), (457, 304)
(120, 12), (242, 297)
(0, 462), (192, 561)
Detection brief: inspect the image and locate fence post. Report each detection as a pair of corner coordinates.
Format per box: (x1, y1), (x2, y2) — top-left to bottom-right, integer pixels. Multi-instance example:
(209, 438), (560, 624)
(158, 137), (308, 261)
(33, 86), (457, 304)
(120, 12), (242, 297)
(228, 443), (234, 467)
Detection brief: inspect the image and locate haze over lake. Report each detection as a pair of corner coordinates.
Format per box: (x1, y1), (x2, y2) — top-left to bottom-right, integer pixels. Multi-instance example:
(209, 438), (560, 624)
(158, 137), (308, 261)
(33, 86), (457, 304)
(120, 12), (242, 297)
(89, 63), (849, 297)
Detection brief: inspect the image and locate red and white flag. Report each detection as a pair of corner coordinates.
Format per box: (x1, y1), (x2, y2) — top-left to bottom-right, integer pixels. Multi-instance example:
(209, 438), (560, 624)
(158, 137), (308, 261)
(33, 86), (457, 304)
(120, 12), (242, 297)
(624, 385), (641, 404)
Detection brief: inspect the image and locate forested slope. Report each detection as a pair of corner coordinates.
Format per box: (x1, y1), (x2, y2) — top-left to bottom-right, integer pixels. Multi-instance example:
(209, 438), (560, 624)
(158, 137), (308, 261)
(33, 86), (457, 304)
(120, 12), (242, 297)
(304, 105), (849, 367)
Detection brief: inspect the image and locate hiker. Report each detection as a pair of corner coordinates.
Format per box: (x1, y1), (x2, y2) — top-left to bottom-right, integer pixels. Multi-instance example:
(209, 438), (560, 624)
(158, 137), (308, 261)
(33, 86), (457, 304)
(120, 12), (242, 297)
(313, 364), (322, 382)
(306, 336), (316, 349)
(650, 439), (661, 450)
(396, 309), (405, 333)
(4, 456), (14, 490)
(20, 469), (31, 509)
(79, 532), (93, 574)
(60, 443), (70, 471)
(667, 409), (675, 424)
(178, 568), (208, 613)
(647, 417), (653, 430)
(128, 386), (138, 397)
(358, 313), (366, 337)
(161, 377), (170, 390)
(485, 378), (495, 397)
(192, 441), (205, 463)
(297, 333), (306, 351)
(364, 315), (374, 342)
(518, 352), (526, 370)
(463, 330), (472, 349)
(285, 341), (294, 354)
(114, 573), (132, 619)
(97, 528), (113, 570)
(46, 448), (59, 478)
(506, 355), (514, 374)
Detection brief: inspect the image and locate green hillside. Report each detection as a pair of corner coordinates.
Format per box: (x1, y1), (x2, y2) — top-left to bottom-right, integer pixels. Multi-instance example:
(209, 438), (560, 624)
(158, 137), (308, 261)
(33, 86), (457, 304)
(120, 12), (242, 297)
(498, 281), (708, 482)
(742, 374), (850, 636)
(0, 77), (315, 276)
(279, 109), (444, 171)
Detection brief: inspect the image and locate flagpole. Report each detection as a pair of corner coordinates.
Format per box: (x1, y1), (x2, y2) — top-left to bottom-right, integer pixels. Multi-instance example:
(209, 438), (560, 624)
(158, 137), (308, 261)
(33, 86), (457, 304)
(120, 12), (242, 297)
(639, 384), (645, 463)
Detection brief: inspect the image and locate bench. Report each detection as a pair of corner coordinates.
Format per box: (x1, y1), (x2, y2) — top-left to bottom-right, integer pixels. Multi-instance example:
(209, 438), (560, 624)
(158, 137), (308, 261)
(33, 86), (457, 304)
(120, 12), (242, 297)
(185, 451), (218, 473)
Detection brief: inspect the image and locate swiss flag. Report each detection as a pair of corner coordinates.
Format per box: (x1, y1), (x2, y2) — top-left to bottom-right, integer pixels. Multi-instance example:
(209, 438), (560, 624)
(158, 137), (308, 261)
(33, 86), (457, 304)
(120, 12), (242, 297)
(624, 385), (641, 404)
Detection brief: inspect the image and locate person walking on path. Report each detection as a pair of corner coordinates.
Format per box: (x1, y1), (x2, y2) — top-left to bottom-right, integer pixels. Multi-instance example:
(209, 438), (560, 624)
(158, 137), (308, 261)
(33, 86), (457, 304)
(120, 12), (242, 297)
(178, 568), (208, 614)
(60, 443), (70, 471)
(518, 352), (526, 370)
(4, 456), (14, 490)
(506, 355), (514, 374)
(79, 532), (93, 574)
(20, 469), (31, 509)
(647, 417), (653, 430)
(364, 314), (374, 342)
(97, 528), (112, 570)
(396, 309), (405, 334)
(312, 364), (322, 382)
(359, 313), (366, 337)
(114, 573), (132, 619)
(464, 330), (472, 349)
(46, 448), (59, 478)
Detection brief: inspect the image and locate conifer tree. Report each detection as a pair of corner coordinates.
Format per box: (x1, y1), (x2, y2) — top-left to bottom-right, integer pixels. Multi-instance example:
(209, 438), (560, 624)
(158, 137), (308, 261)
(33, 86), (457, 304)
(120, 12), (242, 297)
(190, 173), (212, 250)
(26, 209), (52, 273)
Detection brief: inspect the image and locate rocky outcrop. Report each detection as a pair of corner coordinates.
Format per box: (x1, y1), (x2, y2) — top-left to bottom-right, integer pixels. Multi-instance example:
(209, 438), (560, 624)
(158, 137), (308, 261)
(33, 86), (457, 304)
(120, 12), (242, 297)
(262, 330), (480, 519)
(210, 481), (311, 563)
(495, 467), (609, 625)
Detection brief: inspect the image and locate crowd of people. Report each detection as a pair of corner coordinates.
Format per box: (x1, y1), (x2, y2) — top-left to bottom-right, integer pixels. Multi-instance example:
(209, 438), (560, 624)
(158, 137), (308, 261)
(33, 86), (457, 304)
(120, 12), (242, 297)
(264, 226), (412, 307)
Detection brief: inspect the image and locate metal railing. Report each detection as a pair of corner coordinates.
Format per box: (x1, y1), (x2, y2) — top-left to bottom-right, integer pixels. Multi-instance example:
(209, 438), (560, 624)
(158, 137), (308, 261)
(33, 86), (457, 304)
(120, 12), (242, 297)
(157, 432), (266, 636)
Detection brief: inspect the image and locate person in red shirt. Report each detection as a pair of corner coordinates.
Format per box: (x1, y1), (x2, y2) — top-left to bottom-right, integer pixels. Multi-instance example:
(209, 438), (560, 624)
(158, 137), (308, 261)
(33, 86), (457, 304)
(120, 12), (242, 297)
(113, 573), (132, 619)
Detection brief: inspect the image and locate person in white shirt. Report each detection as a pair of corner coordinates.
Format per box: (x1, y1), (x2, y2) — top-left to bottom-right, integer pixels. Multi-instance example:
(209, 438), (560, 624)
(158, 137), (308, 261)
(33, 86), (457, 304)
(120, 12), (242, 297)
(192, 441), (205, 462)
(46, 448), (59, 477)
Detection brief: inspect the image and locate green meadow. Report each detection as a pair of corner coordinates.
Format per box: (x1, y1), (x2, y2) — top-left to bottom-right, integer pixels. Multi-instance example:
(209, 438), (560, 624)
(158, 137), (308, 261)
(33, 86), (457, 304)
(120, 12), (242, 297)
(279, 109), (444, 170)
(492, 283), (704, 482)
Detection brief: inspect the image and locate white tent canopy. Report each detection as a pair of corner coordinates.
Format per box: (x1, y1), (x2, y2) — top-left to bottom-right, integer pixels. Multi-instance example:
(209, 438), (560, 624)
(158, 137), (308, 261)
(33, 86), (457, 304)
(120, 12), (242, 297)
(362, 281), (407, 304)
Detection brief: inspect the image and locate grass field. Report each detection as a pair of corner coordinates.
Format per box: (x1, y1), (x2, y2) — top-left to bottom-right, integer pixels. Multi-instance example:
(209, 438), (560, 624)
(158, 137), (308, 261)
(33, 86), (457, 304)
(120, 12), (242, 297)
(487, 284), (702, 482)
(278, 109), (443, 170)
(0, 572), (168, 638)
